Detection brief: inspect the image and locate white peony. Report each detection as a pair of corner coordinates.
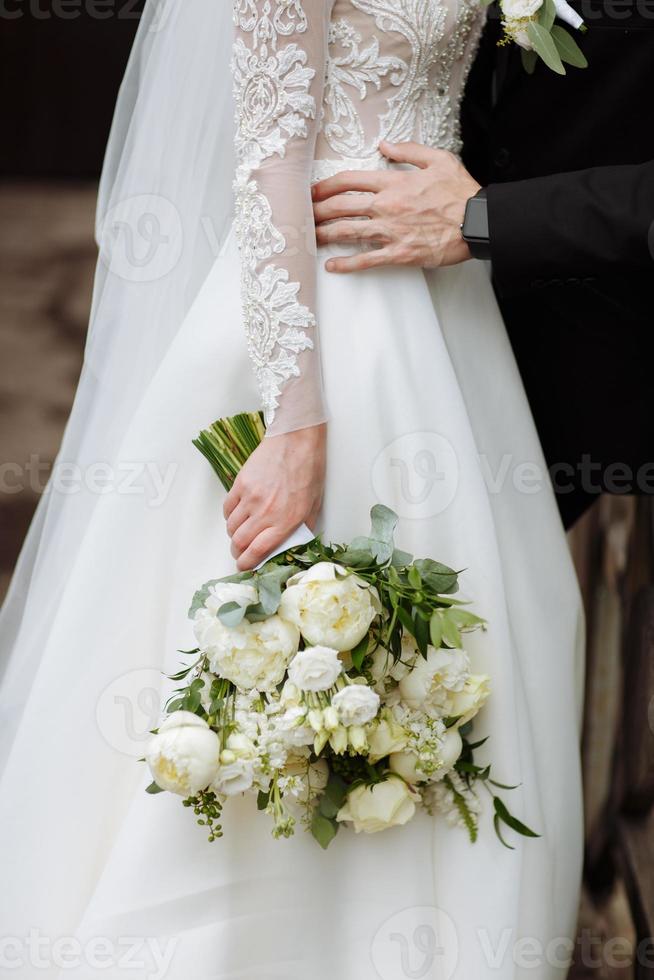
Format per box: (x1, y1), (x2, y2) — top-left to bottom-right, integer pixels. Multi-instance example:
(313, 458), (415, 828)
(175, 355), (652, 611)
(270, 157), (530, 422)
(337, 777), (419, 833)
(399, 647), (471, 713)
(203, 614), (300, 692)
(278, 562), (380, 651)
(287, 645), (343, 692)
(193, 581), (259, 650)
(332, 684), (381, 727)
(449, 675), (491, 727)
(145, 711), (220, 796)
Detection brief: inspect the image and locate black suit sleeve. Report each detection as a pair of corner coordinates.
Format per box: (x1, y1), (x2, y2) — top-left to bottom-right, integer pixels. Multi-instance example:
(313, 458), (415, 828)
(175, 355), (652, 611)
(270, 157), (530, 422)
(487, 161), (654, 294)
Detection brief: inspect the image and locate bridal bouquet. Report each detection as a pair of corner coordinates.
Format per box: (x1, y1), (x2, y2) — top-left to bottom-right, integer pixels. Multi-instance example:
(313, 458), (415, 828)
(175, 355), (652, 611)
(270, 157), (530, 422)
(144, 413), (536, 850)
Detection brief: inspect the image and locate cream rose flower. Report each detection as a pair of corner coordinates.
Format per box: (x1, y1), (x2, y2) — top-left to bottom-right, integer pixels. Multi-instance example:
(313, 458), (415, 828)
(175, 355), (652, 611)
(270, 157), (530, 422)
(367, 708), (409, 763)
(278, 562), (380, 651)
(336, 777), (419, 833)
(449, 675), (491, 727)
(203, 614), (300, 692)
(438, 728), (463, 773)
(399, 647), (471, 713)
(145, 711), (220, 796)
(287, 645), (343, 692)
(332, 684), (381, 727)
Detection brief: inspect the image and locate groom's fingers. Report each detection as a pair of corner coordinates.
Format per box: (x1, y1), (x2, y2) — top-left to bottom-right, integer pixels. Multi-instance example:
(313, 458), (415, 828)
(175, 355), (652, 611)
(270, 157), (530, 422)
(313, 192), (372, 224)
(379, 140), (440, 169)
(316, 219), (385, 247)
(312, 169), (390, 201)
(324, 247), (396, 274)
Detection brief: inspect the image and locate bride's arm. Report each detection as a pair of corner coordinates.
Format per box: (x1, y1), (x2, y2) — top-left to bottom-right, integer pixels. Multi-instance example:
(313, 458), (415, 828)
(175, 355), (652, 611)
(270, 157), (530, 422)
(225, 0), (332, 569)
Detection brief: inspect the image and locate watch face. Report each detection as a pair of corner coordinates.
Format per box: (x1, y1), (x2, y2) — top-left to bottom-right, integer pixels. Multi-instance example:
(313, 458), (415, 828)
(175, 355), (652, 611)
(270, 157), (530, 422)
(464, 198), (489, 242)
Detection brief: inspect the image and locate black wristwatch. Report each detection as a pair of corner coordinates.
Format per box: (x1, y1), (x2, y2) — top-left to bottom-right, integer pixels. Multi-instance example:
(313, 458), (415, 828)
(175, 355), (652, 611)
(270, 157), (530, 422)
(461, 187), (490, 261)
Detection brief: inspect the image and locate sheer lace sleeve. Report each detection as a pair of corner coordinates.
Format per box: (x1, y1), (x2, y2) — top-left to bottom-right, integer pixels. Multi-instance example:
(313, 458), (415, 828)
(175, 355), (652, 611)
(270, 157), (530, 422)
(232, 1), (332, 437)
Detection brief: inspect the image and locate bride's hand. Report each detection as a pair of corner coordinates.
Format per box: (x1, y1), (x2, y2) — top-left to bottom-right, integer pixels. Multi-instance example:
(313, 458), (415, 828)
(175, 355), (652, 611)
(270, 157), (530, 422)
(223, 423), (326, 571)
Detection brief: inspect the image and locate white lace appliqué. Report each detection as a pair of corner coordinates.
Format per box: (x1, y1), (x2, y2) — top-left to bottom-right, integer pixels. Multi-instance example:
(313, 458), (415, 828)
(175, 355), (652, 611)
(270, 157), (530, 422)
(232, 0), (317, 425)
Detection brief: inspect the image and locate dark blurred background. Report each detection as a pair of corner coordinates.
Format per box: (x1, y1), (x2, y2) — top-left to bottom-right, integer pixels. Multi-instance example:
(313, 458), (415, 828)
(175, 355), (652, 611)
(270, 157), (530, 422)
(0, 5), (652, 976)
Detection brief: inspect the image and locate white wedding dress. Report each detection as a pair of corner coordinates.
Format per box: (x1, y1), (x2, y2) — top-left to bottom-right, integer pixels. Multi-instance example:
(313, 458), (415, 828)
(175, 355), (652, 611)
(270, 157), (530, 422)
(0, 2), (585, 978)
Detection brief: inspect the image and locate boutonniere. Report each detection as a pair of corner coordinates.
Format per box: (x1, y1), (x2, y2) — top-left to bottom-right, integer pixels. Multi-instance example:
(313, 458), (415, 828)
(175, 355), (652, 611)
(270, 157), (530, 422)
(485, 0), (588, 74)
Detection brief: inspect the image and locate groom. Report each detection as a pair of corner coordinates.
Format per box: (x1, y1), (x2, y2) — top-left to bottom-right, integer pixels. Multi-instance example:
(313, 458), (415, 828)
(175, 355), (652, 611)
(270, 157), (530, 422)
(312, 7), (654, 529)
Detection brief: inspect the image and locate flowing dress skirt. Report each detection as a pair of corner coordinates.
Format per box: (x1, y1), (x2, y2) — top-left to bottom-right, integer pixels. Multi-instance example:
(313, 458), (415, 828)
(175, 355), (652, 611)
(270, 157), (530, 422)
(0, 234), (584, 980)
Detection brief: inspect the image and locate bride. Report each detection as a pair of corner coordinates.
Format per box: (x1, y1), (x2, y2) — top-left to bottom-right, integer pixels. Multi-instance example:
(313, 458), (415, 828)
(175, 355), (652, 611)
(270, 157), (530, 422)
(0, 1), (584, 977)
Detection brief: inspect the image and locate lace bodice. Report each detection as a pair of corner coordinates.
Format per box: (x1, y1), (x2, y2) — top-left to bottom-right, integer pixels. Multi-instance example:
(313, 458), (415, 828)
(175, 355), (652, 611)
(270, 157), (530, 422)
(232, 0), (485, 434)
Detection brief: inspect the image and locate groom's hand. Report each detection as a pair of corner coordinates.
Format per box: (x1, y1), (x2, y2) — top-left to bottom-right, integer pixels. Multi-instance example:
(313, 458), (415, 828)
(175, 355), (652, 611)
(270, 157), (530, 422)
(312, 141), (481, 273)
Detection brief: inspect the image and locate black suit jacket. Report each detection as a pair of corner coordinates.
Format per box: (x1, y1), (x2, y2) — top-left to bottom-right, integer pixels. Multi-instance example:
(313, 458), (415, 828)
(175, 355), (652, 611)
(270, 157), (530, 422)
(461, 5), (654, 527)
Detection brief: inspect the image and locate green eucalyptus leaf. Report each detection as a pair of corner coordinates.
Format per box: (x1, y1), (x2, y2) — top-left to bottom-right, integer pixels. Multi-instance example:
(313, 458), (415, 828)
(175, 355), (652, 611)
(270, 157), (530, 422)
(370, 504), (398, 545)
(441, 613), (463, 649)
(391, 548), (413, 567)
(145, 781), (165, 794)
(551, 24), (588, 67)
(429, 612), (443, 649)
(521, 48), (538, 74)
(217, 601), (248, 627)
(526, 21), (566, 74)
(539, 0), (557, 31)
(413, 559), (459, 595)
(257, 790), (270, 811)
(256, 564), (296, 615)
(447, 609), (486, 631)
(340, 547), (375, 567)
(311, 812), (338, 850)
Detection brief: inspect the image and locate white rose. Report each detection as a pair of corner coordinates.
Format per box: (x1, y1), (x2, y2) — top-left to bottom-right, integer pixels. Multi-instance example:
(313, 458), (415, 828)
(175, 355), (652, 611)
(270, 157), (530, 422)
(278, 705), (315, 747)
(193, 582), (259, 649)
(399, 647), (471, 712)
(438, 728), (463, 772)
(389, 750), (425, 784)
(367, 709), (409, 763)
(449, 675), (491, 727)
(332, 684), (381, 727)
(205, 614), (300, 692)
(145, 711), (220, 796)
(278, 562), (380, 651)
(336, 777), (419, 833)
(287, 645), (343, 692)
